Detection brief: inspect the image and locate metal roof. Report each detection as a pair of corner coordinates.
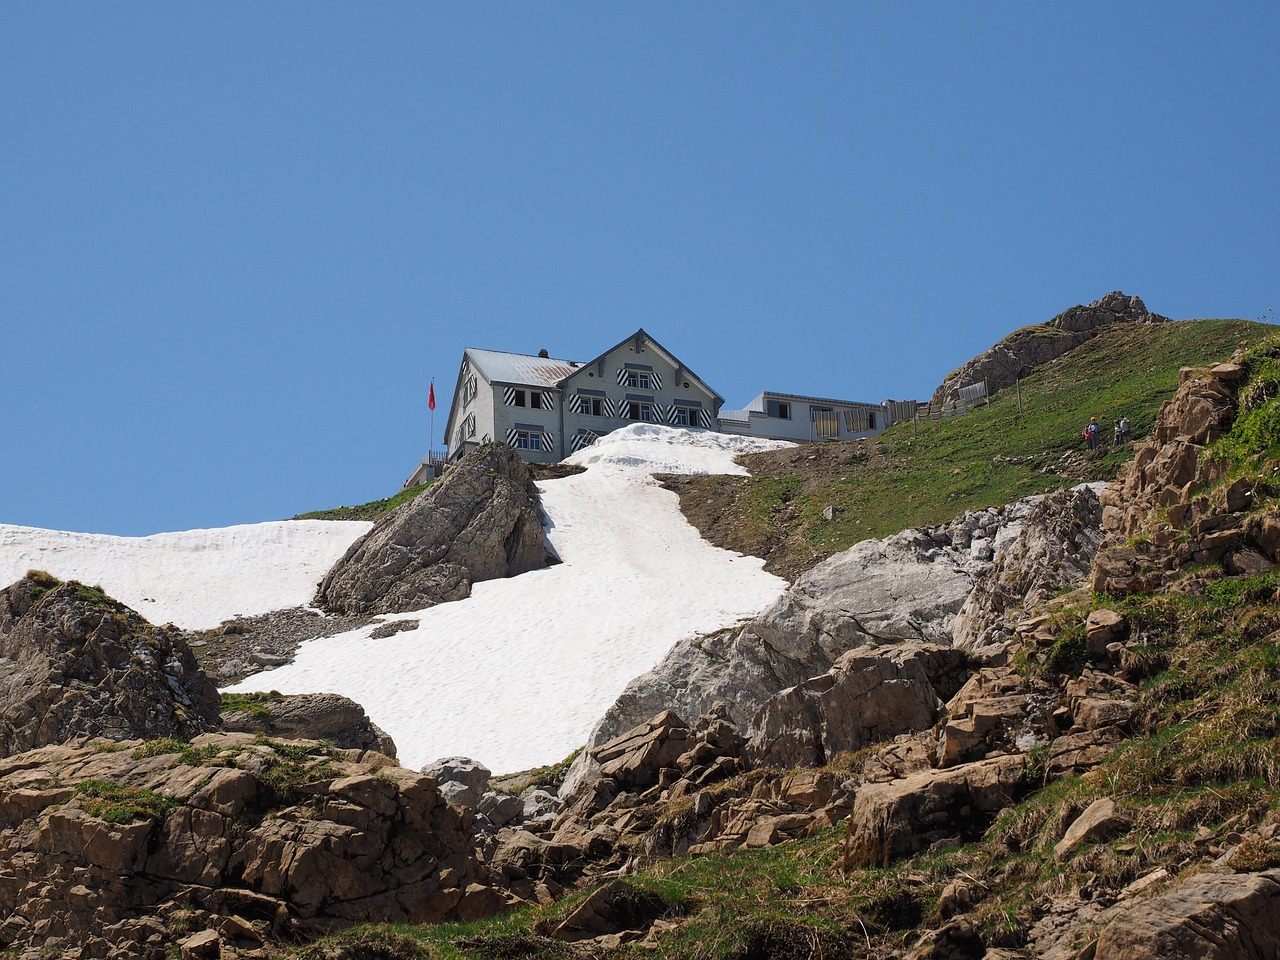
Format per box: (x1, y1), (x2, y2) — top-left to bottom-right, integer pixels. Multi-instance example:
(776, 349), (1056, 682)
(731, 390), (882, 412)
(466, 348), (583, 388)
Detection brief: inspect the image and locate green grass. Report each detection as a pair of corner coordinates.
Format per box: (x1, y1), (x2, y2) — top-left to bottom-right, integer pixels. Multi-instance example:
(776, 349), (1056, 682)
(725, 319), (1269, 574)
(293, 482), (434, 521)
(74, 778), (176, 824)
(220, 690), (285, 718)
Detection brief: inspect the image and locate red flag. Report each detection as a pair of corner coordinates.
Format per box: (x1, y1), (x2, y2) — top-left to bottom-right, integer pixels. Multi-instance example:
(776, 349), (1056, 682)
(428, 380), (436, 411)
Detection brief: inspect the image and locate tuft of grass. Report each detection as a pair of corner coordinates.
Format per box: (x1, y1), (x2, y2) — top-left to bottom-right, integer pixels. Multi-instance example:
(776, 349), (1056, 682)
(220, 690), (285, 719)
(74, 778), (176, 824)
(25, 569), (61, 602)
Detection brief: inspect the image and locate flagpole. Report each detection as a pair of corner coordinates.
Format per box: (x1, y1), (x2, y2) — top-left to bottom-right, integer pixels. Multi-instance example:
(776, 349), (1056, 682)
(428, 378), (437, 466)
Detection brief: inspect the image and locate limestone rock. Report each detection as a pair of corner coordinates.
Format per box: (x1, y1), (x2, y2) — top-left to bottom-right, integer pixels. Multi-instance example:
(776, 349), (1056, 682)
(0, 574), (222, 760)
(315, 442), (548, 616)
(221, 692), (397, 757)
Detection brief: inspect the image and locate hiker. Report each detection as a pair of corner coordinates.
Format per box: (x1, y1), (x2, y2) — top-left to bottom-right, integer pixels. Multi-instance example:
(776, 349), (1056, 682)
(1116, 415), (1132, 444)
(1083, 416), (1100, 450)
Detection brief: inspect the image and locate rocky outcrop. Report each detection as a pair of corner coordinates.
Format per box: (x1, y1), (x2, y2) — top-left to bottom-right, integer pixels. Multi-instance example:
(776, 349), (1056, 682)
(315, 443), (548, 616)
(932, 292), (1169, 406)
(953, 484), (1106, 655)
(221, 692), (397, 757)
(0, 734), (502, 959)
(744, 643), (968, 769)
(1092, 361), (1269, 595)
(1092, 869), (1280, 959)
(0, 573), (221, 760)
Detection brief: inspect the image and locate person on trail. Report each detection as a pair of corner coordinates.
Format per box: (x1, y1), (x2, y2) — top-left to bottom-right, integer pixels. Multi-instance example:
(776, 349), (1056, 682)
(1083, 416), (1100, 450)
(1116, 415), (1132, 444)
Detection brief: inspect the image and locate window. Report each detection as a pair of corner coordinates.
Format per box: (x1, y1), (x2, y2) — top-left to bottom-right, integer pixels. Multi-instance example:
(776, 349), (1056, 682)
(624, 371), (652, 390)
(674, 406), (699, 427)
(625, 401), (656, 422)
(580, 395), (604, 416)
(776, 402), (790, 420)
(531, 391), (546, 409)
(513, 430), (542, 451)
(511, 389), (526, 407)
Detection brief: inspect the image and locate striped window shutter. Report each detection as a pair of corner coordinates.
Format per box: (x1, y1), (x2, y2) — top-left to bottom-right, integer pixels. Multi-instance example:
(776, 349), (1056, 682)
(604, 398), (619, 418)
(616, 367), (628, 385)
(656, 404), (672, 423)
(697, 409), (713, 428)
(540, 391), (555, 410)
(651, 370), (663, 390)
(542, 431), (554, 450)
(502, 387), (517, 406)
(571, 430), (599, 451)
(568, 394), (583, 414)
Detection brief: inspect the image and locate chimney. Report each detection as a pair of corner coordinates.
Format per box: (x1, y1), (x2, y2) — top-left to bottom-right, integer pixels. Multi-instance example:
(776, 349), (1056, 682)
(537, 348), (549, 358)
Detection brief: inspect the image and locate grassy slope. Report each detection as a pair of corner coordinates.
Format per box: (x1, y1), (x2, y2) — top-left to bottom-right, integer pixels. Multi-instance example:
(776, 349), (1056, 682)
(291, 482), (433, 522)
(294, 320), (1280, 959)
(671, 319), (1270, 580)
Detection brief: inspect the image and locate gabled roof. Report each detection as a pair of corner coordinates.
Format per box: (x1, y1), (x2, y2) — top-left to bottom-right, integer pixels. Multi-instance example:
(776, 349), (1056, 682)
(560, 329), (725, 405)
(466, 348), (583, 388)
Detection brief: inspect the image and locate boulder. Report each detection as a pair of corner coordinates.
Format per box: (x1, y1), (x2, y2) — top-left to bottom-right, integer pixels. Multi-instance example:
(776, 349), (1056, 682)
(422, 756), (492, 809)
(843, 754), (1028, 868)
(315, 442), (548, 616)
(1053, 797), (1131, 863)
(221, 692), (397, 757)
(0, 574), (222, 759)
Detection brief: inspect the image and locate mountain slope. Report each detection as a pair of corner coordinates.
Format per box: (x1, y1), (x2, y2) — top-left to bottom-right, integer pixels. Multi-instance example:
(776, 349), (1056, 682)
(667, 318), (1269, 580)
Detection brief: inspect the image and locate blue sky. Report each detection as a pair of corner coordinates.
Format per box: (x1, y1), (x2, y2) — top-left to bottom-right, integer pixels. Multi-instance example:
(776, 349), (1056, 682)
(2, 3), (1276, 536)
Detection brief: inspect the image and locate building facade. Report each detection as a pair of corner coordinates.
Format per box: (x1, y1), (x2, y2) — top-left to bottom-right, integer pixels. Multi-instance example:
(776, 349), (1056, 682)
(441, 330), (724, 464)
(717, 390), (898, 443)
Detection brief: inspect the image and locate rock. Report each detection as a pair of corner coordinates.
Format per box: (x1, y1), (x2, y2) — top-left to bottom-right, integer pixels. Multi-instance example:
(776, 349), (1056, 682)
(1093, 868), (1280, 959)
(477, 791), (524, 830)
(0, 733), (498, 958)
(843, 754), (1028, 868)
(744, 643), (966, 768)
(1085, 609), (1128, 657)
(954, 485), (1106, 655)
(1053, 798), (1131, 862)
(178, 930), (220, 959)
(422, 756), (492, 809)
(0, 574), (222, 760)
(315, 442), (548, 616)
(221, 692), (397, 757)
(931, 292), (1168, 406)
(550, 879), (667, 942)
